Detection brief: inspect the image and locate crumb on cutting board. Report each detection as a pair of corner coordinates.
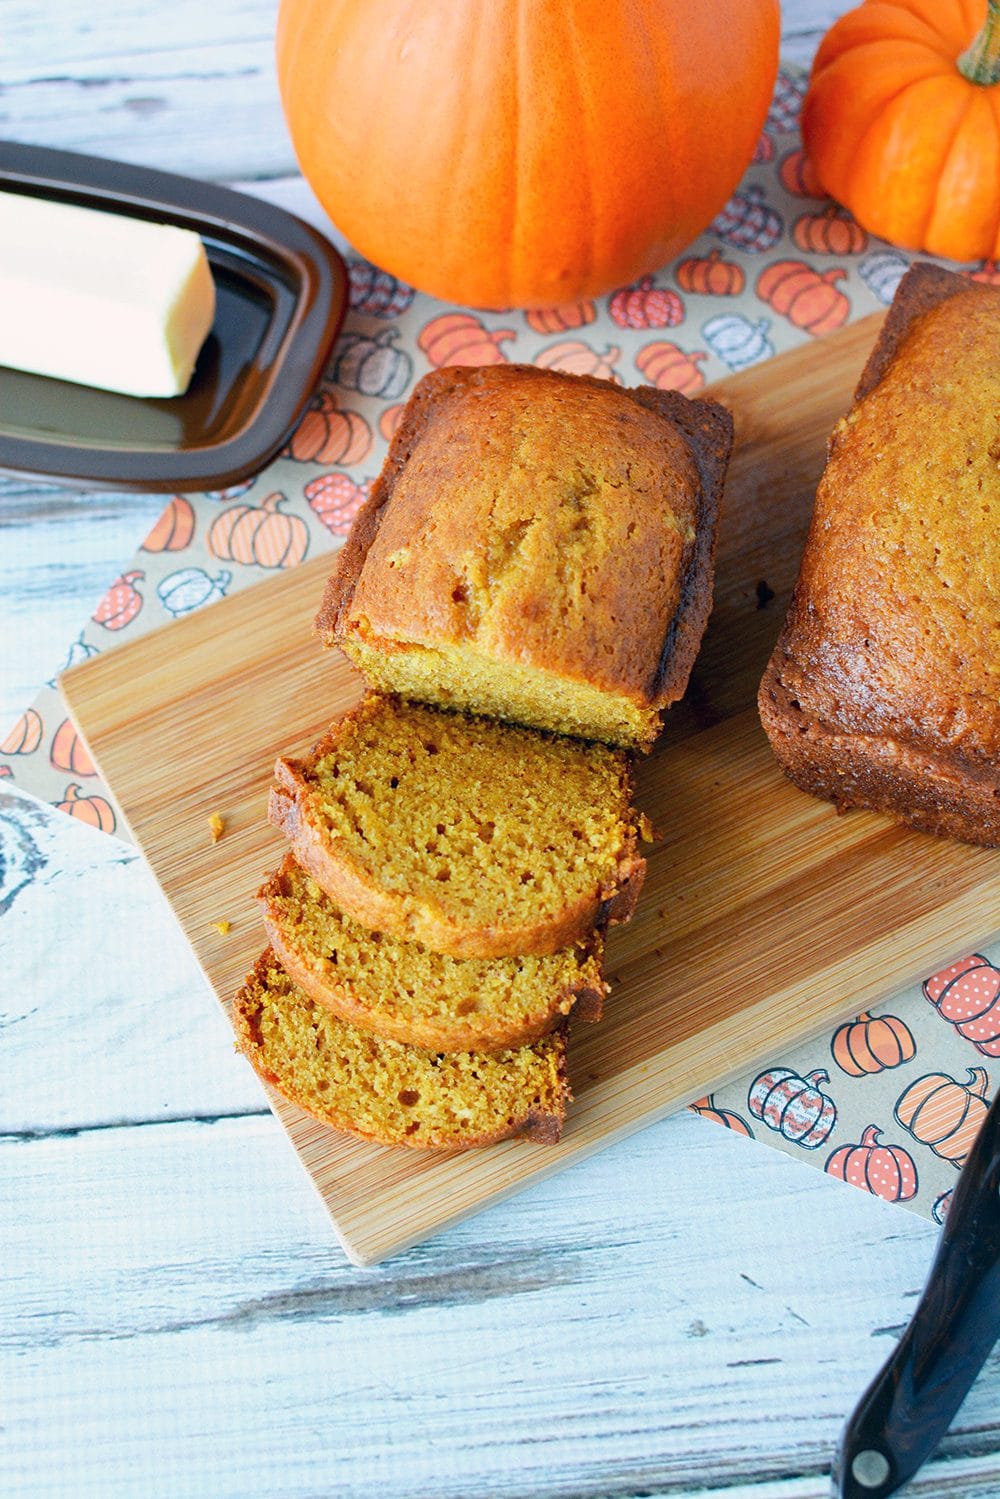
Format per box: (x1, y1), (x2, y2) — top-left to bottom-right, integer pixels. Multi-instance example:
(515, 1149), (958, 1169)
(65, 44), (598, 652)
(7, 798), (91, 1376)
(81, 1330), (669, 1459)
(210, 919), (231, 936)
(208, 812), (226, 842)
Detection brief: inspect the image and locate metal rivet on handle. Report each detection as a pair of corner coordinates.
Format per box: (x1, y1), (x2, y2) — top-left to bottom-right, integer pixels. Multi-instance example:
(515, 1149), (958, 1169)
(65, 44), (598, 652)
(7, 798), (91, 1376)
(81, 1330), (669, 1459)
(851, 1450), (891, 1489)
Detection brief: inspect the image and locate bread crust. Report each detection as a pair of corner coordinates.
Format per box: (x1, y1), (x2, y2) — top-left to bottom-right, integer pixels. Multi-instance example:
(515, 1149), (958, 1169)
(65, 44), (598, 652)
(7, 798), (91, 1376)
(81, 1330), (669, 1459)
(258, 855), (605, 1053)
(759, 263), (1000, 848)
(270, 765), (645, 958)
(316, 365), (732, 748)
(232, 950), (571, 1150)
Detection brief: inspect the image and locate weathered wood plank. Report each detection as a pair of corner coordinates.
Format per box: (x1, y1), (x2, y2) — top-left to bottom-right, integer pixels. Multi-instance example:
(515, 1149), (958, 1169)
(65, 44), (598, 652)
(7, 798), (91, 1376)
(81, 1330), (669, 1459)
(8, 1108), (995, 1499)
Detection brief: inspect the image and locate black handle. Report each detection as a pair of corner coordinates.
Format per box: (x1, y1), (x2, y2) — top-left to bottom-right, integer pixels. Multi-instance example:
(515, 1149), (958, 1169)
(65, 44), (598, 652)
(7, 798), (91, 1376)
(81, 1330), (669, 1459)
(834, 1087), (1000, 1498)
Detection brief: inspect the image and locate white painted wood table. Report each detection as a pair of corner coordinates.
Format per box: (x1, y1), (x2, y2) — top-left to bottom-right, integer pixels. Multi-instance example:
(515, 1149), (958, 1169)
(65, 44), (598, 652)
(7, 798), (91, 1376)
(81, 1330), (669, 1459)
(4, 4), (999, 1496)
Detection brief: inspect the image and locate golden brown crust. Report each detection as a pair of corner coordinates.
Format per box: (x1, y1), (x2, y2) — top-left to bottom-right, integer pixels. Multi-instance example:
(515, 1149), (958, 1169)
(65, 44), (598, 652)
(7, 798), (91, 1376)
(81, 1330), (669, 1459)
(232, 950), (571, 1150)
(257, 854), (606, 1052)
(316, 365), (732, 744)
(759, 263), (1000, 848)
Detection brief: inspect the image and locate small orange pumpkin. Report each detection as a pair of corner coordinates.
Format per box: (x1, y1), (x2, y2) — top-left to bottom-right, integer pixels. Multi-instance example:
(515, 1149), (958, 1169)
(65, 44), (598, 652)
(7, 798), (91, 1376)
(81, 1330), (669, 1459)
(379, 404), (406, 442)
(675, 249), (745, 296)
(208, 492), (309, 570)
(142, 496), (196, 554)
(894, 1066), (991, 1166)
(0, 708), (43, 756)
(832, 1011), (916, 1076)
(826, 1124), (918, 1203)
(92, 571), (145, 631)
(56, 782), (116, 834)
(285, 390), (373, 465)
(803, 0), (1000, 262)
(534, 340), (621, 382)
(525, 301), (596, 334)
(689, 1095), (754, 1137)
(418, 313), (515, 368)
(778, 146), (825, 199)
(634, 341), (707, 394)
(50, 718), (96, 777)
(756, 259), (849, 335)
(792, 205), (868, 256)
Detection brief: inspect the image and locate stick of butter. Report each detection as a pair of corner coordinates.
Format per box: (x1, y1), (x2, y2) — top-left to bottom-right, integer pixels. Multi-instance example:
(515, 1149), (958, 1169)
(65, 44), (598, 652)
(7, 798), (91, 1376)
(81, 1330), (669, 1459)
(0, 191), (216, 398)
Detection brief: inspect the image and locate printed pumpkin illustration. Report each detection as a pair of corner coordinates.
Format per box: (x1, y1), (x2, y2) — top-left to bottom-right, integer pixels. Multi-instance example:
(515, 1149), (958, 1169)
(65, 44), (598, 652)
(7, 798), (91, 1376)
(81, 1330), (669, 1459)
(779, 147), (825, 199)
(831, 1011), (916, 1077)
(894, 1066), (992, 1167)
(285, 391), (372, 466)
(675, 250), (745, 297)
(923, 954), (1000, 1057)
(347, 259), (415, 318)
(826, 1125), (918, 1204)
(792, 206), (868, 256)
(329, 329), (412, 399)
(608, 277), (684, 330)
(747, 1066), (837, 1149)
(92, 571), (144, 631)
(209, 492), (309, 570)
(767, 69), (806, 134)
(0, 708), (43, 756)
(50, 718), (95, 777)
(634, 342), (707, 394)
(158, 567), (232, 618)
(379, 404), (406, 443)
(524, 301), (596, 334)
(142, 495), (196, 554)
(932, 1189), (953, 1226)
(756, 261), (849, 336)
(305, 473), (369, 537)
(858, 250), (908, 306)
(56, 782), (115, 834)
(702, 313), (774, 370)
(752, 129), (774, 164)
(712, 185), (784, 254)
(689, 1095), (754, 1138)
(418, 313), (515, 368)
(970, 259), (1000, 286)
(534, 340), (621, 382)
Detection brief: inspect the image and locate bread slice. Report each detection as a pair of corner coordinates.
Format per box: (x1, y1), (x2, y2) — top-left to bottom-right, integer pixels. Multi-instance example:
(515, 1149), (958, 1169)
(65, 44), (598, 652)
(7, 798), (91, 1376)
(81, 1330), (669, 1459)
(259, 855), (605, 1052)
(316, 365), (733, 751)
(269, 694), (645, 958)
(233, 951), (570, 1149)
(758, 263), (1000, 847)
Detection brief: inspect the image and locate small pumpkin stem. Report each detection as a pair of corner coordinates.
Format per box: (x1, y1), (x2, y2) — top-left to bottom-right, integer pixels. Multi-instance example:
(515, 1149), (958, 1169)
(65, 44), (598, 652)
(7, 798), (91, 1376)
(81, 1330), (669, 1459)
(957, 1), (1000, 86)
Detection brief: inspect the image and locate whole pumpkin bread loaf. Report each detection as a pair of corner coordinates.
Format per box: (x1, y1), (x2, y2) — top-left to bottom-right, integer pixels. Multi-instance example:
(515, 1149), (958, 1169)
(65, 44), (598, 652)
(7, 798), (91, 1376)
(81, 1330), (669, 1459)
(758, 263), (1000, 847)
(259, 853), (606, 1053)
(269, 693), (645, 959)
(316, 364), (733, 750)
(233, 950), (570, 1149)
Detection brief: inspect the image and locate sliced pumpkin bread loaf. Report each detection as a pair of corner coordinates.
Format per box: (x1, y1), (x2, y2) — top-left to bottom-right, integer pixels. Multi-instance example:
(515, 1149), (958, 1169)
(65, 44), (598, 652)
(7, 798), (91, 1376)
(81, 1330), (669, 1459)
(316, 364), (733, 750)
(259, 855), (605, 1052)
(269, 693), (645, 959)
(233, 951), (570, 1148)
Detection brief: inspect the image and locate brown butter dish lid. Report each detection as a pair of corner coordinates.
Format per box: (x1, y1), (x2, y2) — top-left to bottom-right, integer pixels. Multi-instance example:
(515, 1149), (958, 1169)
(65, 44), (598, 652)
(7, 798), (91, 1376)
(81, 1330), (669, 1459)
(0, 140), (348, 493)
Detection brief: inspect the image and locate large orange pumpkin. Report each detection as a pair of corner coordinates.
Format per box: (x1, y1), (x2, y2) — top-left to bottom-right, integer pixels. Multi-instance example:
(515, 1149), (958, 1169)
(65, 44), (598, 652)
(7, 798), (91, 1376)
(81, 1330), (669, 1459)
(802, 0), (1000, 262)
(275, 0), (781, 308)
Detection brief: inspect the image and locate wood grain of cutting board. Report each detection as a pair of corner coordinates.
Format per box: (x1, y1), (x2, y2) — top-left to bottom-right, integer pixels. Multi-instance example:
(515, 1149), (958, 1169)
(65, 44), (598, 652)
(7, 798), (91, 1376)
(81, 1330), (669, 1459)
(60, 313), (1000, 1265)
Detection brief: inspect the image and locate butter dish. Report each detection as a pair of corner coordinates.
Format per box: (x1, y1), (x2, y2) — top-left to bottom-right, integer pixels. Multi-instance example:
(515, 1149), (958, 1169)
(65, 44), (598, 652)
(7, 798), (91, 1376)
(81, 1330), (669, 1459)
(0, 141), (347, 492)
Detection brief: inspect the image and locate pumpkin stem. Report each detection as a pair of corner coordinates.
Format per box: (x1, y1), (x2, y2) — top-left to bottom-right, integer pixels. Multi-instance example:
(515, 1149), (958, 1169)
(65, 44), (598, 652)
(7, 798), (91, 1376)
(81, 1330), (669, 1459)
(860, 1124), (882, 1148)
(957, 1), (1000, 86)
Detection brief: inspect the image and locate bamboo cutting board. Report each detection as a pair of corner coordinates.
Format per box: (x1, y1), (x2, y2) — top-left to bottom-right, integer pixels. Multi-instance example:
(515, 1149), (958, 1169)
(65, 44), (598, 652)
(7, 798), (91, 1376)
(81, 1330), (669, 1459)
(60, 314), (1000, 1265)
